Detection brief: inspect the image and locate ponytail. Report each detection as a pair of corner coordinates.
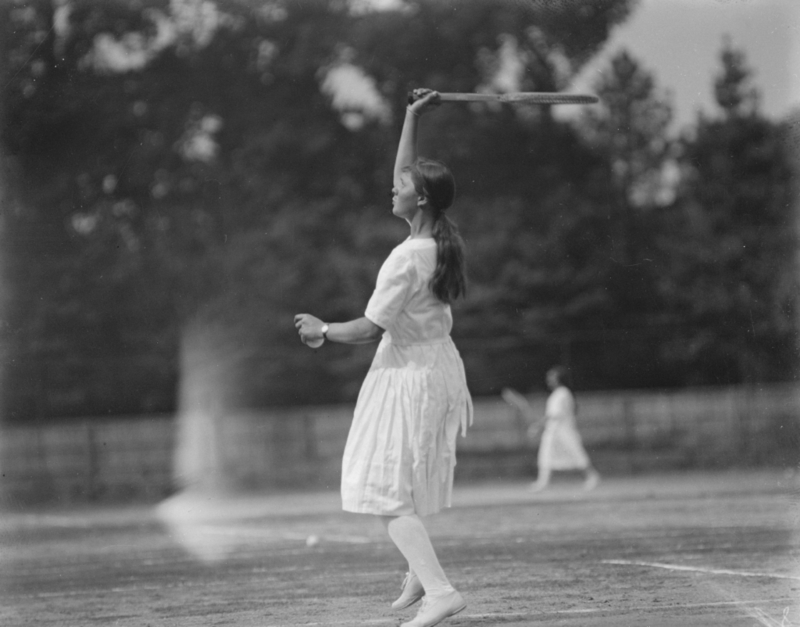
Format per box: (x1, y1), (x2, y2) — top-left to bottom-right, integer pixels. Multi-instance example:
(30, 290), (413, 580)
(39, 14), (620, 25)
(431, 213), (467, 303)
(407, 158), (467, 303)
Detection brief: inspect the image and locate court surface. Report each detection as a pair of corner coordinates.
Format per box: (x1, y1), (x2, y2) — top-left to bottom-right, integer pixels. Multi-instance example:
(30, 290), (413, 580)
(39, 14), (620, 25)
(2, 469), (798, 627)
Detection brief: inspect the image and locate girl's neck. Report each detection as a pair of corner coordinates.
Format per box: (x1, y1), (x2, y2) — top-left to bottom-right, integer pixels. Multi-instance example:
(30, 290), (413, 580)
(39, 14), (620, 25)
(408, 225), (433, 239)
(407, 210), (434, 239)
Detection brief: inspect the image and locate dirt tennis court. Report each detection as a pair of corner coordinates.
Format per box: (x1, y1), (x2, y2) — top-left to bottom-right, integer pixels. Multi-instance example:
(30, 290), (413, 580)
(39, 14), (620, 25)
(2, 469), (798, 627)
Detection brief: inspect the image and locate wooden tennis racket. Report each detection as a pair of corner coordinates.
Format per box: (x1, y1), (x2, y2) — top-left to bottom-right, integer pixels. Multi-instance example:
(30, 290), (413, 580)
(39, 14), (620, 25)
(408, 91), (599, 105)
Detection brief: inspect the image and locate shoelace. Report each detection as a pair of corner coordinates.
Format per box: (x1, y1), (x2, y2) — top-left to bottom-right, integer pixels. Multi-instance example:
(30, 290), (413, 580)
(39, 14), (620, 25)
(415, 595), (432, 616)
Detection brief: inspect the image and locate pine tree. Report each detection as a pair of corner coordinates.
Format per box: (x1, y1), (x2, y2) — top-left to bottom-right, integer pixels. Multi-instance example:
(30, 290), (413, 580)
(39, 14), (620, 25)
(663, 39), (796, 384)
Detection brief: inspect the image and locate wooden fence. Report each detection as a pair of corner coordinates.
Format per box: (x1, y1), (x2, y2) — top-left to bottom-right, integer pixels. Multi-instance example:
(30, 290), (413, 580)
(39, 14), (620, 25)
(1, 383), (797, 504)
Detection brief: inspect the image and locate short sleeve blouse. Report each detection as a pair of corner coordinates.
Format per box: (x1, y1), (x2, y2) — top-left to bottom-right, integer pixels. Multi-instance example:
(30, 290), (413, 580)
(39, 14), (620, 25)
(545, 386), (576, 422)
(363, 238), (451, 345)
(364, 246), (416, 331)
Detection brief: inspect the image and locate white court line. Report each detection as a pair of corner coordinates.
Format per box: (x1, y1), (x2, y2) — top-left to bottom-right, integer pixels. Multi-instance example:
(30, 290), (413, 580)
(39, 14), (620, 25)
(740, 604), (786, 627)
(706, 579), (798, 627)
(604, 559), (800, 581)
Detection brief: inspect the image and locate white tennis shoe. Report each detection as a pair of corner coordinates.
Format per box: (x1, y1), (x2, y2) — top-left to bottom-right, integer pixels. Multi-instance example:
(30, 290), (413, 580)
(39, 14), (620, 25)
(392, 571), (425, 610)
(583, 469), (601, 491)
(400, 589), (466, 627)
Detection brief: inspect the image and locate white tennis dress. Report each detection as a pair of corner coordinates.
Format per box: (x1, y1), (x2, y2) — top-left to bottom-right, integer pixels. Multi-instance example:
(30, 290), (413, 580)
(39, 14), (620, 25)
(341, 237), (473, 517)
(538, 386), (591, 471)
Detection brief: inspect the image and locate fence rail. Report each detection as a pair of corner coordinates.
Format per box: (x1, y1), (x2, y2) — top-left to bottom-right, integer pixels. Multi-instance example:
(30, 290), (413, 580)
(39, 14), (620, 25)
(2, 383), (797, 504)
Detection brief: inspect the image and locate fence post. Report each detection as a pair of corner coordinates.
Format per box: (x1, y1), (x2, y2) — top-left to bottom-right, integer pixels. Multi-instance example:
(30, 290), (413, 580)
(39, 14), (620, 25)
(737, 385), (753, 463)
(303, 413), (318, 461)
(85, 421), (99, 499)
(622, 396), (636, 473)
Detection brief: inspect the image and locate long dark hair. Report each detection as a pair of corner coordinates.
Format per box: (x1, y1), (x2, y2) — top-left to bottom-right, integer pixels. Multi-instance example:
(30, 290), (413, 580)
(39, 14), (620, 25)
(407, 158), (467, 303)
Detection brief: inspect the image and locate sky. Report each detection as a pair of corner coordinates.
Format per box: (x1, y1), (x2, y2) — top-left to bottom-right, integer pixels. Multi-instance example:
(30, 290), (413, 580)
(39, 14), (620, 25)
(569, 0), (800, 130)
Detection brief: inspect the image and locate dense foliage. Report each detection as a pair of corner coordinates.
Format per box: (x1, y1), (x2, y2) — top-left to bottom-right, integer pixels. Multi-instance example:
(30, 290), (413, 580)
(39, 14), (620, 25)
(0, 0), (795, 422)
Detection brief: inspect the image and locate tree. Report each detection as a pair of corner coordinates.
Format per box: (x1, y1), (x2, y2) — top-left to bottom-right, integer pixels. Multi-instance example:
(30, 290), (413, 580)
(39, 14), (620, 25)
(1, 0), (637, 421)
(661, 39), (797, 384)
(580, 49), (674, 242)
(553, 49), (678, 387)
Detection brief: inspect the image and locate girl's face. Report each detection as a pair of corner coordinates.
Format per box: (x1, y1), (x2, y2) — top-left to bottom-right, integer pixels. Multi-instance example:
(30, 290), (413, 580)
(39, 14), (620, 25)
(392, 171), (422, 220)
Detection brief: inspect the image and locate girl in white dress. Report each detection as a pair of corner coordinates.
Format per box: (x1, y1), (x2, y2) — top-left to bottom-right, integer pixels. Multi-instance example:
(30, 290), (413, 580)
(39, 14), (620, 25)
(502, 366), (600, 492)
(534, 366), (600, 492)
(294, 88), (472, 627)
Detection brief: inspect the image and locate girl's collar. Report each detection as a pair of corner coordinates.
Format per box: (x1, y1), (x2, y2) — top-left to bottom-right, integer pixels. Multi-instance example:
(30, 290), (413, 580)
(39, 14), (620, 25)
(403, 236), (435, 247)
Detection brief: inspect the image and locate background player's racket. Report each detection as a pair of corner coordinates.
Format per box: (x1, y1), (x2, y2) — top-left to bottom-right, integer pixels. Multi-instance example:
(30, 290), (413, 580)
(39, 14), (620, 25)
(501, 387), (543, 442)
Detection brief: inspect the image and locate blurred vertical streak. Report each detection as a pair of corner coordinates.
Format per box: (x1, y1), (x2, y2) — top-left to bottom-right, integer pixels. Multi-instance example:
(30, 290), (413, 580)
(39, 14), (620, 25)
(160, 317), (257, 563)
(173, 319), (233, 493)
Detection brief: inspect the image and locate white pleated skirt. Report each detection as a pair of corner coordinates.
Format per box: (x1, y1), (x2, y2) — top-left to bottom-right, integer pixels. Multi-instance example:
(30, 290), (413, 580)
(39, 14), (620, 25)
(341, 336), (472, 517)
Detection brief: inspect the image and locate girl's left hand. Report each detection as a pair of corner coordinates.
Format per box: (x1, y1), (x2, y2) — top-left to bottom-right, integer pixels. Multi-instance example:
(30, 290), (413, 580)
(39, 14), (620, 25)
(294, 313), (323, 345)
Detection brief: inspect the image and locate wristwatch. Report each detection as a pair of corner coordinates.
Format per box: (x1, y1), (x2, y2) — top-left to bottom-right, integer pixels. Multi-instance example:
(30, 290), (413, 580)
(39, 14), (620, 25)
(321, 323), (329, 340)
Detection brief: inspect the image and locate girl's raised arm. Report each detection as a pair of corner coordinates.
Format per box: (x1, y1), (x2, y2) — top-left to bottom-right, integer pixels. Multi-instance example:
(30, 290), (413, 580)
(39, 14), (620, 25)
(394, 89), (440, 186)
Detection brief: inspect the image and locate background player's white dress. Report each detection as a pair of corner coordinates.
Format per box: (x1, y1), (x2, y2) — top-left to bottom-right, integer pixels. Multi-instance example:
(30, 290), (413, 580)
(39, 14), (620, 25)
(538, 386), (591, 471)
(341, 237), (473, 517)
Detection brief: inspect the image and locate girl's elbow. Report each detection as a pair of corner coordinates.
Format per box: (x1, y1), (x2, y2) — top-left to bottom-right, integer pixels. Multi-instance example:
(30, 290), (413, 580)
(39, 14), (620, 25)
(365, 321), (384, 342)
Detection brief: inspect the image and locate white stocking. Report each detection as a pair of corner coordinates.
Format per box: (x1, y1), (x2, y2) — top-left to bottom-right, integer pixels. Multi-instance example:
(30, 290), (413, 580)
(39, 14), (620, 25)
(382, 514), (454, 598)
